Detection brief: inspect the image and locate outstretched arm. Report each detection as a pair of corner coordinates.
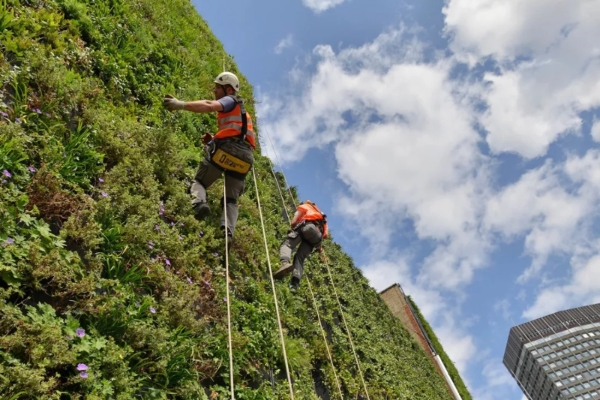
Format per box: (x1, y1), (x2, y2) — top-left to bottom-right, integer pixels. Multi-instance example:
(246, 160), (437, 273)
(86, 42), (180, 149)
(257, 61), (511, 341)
(163, 95), (224, 113)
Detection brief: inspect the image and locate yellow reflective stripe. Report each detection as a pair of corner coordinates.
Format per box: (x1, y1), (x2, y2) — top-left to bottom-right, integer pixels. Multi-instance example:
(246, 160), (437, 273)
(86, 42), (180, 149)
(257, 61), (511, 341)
(220, 123), (241, 130)
(218, 115), (243, 124)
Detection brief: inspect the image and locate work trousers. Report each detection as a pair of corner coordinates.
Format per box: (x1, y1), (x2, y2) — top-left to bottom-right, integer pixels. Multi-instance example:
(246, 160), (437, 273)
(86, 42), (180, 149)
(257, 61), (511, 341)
(190, 139), (254, 235)
(279, 223), (323, 281)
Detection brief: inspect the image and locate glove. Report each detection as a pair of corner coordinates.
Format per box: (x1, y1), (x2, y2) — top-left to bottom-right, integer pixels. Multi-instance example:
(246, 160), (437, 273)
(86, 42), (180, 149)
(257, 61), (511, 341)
(202, 132), (213, 145)
(163, 94), (186, 111)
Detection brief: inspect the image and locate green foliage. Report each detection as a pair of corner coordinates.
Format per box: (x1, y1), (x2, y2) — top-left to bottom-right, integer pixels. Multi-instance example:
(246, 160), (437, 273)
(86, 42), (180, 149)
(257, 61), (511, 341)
(408, 296), (473, 400)
(0, 0), (468, 398)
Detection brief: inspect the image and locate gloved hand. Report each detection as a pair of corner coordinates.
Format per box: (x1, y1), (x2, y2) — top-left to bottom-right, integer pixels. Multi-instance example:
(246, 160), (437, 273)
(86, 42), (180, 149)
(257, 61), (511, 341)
(202, 132), (213, 145)
(163, 94), (186, 111)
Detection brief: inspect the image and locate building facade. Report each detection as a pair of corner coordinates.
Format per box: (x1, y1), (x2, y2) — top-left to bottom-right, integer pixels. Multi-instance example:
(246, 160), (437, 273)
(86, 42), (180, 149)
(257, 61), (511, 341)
(503, 303), (600, 400)
(380, 283), (463, 400)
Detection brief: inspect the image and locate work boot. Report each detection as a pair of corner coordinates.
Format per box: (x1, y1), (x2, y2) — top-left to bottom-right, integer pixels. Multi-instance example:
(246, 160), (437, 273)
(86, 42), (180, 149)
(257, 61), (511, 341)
(193, 202), (210, 221)
(220, 225), (233, 239)
(289, 277), (300, 293)
(273, 261), (293, 279)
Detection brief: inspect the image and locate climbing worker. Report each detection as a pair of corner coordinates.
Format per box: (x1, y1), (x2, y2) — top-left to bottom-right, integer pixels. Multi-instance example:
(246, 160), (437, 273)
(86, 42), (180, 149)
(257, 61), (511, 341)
(162, 72), (255, 238)
(274, 200), (328, 291)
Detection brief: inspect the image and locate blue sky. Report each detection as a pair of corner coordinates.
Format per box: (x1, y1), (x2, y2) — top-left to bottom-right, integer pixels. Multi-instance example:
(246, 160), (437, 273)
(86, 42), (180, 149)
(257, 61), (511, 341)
(193, 0), (600, 399)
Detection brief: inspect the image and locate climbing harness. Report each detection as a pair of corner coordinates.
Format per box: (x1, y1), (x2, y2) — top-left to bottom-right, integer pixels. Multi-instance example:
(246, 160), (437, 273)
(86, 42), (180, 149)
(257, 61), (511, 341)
(209, 97), (254, 174)
(263, 126), (371, 399)
(251, 166), (296, 399)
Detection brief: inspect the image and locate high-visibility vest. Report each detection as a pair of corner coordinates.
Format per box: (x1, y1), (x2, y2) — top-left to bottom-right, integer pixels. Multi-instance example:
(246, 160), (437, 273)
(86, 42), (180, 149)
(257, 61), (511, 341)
(214, 96), (256, 148)
(297, 202), (328, 238)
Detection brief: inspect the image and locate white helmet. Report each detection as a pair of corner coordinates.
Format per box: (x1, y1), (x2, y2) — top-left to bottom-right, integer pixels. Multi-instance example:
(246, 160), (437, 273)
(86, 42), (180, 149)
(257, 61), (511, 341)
(214, 72), (240, 92)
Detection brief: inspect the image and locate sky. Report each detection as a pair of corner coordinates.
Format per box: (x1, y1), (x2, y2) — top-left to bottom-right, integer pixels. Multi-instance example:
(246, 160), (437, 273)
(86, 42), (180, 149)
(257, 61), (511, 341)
(193, 0), (600, 399)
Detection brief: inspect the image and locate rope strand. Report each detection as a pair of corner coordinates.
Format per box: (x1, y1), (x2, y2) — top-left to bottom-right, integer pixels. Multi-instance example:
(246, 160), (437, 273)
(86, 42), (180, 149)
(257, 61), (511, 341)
(223, 179), (235, 399)
(263, 127), (370, 399)
(266, 157), (343, 400)
(323, 253), (371, 400)
(252, 166), (295, 399)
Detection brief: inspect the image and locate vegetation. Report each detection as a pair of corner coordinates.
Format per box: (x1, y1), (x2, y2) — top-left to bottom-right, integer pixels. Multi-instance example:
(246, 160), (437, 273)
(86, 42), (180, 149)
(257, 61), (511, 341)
(0, 0), (465, 398)
(408, 296), (473, 400)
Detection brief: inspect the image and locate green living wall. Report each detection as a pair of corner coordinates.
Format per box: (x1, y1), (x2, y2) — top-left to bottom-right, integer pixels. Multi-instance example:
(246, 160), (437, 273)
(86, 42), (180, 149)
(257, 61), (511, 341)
(408, 297), (473, 400)
(0, 0), (464, 398)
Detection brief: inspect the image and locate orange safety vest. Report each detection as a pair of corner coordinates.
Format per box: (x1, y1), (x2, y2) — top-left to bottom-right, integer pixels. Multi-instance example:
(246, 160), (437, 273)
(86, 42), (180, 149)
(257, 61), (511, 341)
(214, 96), (256, 148)
(297, 202), (328, 238)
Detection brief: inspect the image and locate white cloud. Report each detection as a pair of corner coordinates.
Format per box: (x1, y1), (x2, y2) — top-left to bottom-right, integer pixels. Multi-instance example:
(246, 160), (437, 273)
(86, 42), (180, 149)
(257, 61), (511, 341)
(445, 0), (600, 159)
(592, 118), (600, 142)
(362, 259), (445, 319)
(260, 27), (493, 291)
(261, 1), (600, 397)
(523, 253), (600, 319)
(302, 0), (348, 13)
(484, 159), (594, 282)
(362, 258), (477, 380)
(274, 34), (293, 55)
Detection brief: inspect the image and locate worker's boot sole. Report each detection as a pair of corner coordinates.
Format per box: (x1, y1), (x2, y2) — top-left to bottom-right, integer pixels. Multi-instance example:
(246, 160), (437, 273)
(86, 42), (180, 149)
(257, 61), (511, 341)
(193, 202), (210, 221)
(273, 263), (293, 279)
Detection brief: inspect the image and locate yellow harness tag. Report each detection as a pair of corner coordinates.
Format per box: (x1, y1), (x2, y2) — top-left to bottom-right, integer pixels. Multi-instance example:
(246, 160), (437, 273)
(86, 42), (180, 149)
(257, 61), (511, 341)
(212, 148), (251, 174)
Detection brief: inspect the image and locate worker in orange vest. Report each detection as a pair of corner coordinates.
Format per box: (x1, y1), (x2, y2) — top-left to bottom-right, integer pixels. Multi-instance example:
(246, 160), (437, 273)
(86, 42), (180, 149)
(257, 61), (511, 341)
(274, 200), (328, 291)
(163, 72), (255, 238)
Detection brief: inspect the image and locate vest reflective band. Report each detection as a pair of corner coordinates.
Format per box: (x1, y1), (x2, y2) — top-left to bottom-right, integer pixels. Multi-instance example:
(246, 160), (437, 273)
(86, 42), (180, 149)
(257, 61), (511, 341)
(297, 203), (328, 238)
(215, 102), (256, 148)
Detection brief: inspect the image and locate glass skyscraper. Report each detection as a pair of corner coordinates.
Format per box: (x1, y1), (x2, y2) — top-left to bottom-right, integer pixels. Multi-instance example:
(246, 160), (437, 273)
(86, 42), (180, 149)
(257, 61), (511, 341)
(503, 303), (600, 400)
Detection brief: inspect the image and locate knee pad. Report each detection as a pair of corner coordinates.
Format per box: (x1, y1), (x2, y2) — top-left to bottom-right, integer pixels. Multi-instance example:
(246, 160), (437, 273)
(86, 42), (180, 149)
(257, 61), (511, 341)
(220, 196), (238, 207)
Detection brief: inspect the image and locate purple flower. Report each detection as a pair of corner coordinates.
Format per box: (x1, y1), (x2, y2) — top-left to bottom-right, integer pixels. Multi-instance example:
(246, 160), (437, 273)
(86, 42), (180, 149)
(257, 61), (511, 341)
(1, 180), (6, 184)
(77, 363), (88, 371)
(149, 307), (156, 314)
(178, 235), (183, 241)
(170, 222), (175, 226)
(150, 257), (156, 262)
(204, 280), (210, 287)
(76, 328), (85, 338)
(3, 238), (14, 246)
(199, 231), (204, 238)
(101, 192), (108, 197)
(213, 252), (219, 257)
(165, 259), (171, 266)
(0, 111), (7, 117)
(28, 166), (36, 173)
(155, 224), (160, 231)
(2, 170), (11, 178)
(98, 177), (104, 183)
(148, 241), (154, 249)
(15, 118), (21, 123)
(79, 372), (88, 378)
(223, 297), (227, 302)
(34, 108), (42, 114)
(186, 277), (193, 284)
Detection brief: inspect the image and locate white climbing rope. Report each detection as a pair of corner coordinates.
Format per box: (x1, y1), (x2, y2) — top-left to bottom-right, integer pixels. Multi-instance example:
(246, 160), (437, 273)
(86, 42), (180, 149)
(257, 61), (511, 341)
(266, 157), (343, 400)
(251, 166), (295, 400)
(322, 253), (371, 400)
(306, 277), (344, 399)
(223, 180), (235, 400)
(263, 127), (370, 399)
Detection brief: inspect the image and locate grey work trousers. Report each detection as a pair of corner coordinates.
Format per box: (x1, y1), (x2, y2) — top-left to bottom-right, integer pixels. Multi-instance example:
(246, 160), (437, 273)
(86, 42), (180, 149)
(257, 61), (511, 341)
(190, 139), (254, 235)
(279, 223), (323, 281)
